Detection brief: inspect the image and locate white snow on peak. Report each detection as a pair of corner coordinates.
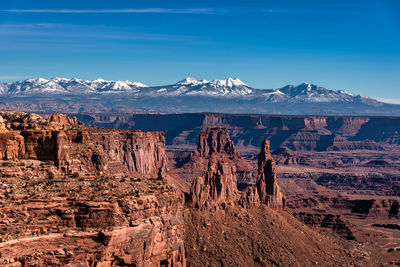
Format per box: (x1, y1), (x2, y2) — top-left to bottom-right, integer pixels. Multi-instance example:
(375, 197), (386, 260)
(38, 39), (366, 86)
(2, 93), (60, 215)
(177, 77), (200, 85)
(92, 78), (108, 84)
(111, 81), (131, 90)
(210, 77), (247, 87)
(176, 77), (248, 88)
(3, 77), (148, 94)
(126, 81), (149, 88)
(25, 78), (48, 84)
(0, 77), (380, 105)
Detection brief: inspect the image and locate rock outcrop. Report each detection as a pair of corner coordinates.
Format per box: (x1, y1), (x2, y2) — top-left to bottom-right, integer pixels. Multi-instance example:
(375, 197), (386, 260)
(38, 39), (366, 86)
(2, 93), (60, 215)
(192, 127), (239, 158)
(256, 140), (285, 208)
(188, 154), (238, 210)
(177, 127), (254, 185)
(48, 113), (78, 125)
(0, 131), (25, 160)
(186, 131), (285, 211)
(0, 110), (54, 130)
(240, 140), (285, 209)
(0, 164), (185, 266)
(0, 110), (185, 267)
(0, 111), (168, 177)
(65, 129), (169, 176)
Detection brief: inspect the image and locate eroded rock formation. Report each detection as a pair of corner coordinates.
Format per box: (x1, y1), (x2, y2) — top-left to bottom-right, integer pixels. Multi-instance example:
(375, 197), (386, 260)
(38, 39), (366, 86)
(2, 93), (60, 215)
(192, 127), (239, 158)
(256, 140), (285, 208)
(240, 140), (285, 209)
(177, 127), (254, 185)
(186, 129), (285, 211)
(48, 113), (78, 125)
(188, 154), (238, 210)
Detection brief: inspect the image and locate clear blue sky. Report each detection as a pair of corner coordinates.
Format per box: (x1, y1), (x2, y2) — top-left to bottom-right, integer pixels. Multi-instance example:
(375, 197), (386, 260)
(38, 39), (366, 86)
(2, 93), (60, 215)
(0, 0), (399, 101)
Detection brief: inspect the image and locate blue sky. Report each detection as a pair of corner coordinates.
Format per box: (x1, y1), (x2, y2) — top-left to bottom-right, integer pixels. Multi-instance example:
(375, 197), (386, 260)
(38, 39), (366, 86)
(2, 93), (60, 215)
(0, 0), (399, 101)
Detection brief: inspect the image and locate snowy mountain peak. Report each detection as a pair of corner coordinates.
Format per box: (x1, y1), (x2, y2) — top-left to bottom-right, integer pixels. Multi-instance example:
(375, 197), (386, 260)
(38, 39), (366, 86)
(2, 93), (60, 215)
(1, 77), (149, 94)
(176, 77), (248, 88)
(93, 78), (107, 83)
(0, 77), (384, 108)
(25, 78), (48, 84)
(177, 77), (200, 85)
(210, 77), (248, 87)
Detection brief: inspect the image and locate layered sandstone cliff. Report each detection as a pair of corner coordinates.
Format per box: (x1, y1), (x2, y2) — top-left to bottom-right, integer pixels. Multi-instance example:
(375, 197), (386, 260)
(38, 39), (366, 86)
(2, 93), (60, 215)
(0, 165), (185, 266)
(0, 110), (185, 266)
(0, 111), (168, 177)
(65, 129), (168, 177)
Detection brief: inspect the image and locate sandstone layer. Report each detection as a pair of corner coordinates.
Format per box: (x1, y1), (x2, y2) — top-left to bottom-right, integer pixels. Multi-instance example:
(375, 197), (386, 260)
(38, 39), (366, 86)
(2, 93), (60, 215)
(0, 111), (168, 177)
(0, 111), (185, 267)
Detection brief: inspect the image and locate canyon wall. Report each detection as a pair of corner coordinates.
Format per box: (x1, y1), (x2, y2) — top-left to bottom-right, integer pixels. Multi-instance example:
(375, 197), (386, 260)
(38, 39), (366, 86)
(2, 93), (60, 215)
(66, 129), (168, 176)
(0, 111), (185, 266)
(0, 164), (186, 266)
(75, 113), (400, 151)
(0, 111), (168, 177)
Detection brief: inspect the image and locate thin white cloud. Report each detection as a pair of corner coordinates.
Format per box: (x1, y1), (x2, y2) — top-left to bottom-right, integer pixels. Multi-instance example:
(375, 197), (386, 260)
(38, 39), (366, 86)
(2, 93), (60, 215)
(262, 7), (367, 15)
(0, 76), (24, 81)
(0, 23), (182, 41)
(0, 8), (216, 15)
(377, 98), (400, 105)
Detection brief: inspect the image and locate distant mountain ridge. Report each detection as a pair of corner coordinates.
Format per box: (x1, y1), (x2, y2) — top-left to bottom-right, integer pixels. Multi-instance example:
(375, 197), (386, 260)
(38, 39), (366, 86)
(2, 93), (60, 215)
(0, 77), (397, 115)
(0, 77), (380, 102)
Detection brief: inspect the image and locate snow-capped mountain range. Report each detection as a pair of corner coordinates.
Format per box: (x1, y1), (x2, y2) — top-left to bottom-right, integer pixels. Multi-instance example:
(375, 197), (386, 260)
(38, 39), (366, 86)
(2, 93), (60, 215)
(0, 77), (380, 104)
(3, 77), (147, 94)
